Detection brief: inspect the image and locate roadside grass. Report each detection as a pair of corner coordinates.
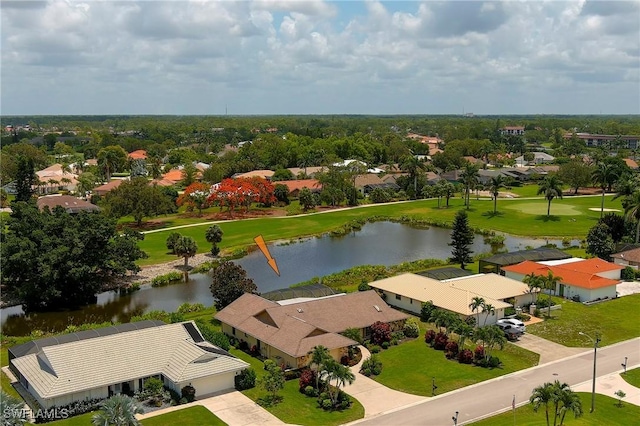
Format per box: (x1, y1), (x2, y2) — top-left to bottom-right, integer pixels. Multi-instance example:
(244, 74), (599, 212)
(621, 367), (640, 388)
(137, 195), (617, 265)
(470, 393), (640, 425)
(526, 294), (640, 347)
(232, 349), (365, 426)
(374, 323), (540, 396)
(141, 405), (227, 426)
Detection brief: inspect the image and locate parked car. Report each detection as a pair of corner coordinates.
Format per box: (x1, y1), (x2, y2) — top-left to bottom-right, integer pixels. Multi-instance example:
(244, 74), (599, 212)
(497, 323), (523, 341)
(497, 318), (526, 333)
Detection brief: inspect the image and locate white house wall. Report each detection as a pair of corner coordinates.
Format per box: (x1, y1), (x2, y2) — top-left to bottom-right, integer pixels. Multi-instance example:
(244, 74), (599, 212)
(595, 270), (621, 280)
(381, 291), (421, 315)
(564, 285), (617, 302)
(181, 371), (236, 397)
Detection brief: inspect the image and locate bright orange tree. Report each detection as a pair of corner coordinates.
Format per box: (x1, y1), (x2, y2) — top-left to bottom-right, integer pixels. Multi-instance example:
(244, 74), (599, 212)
(177, 182), (211, 215)
(207, 177), (275, 216)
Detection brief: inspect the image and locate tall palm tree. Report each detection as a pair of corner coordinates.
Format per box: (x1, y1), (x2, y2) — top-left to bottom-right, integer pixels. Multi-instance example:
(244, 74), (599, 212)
(543, 271), (563, 317)
(523, 272), (543, 304)
(550, 381), (572, 426)
(557, 386), (583, 425)
(591, 163), (620, 218)
(482, 303), (496, 326)
(205, 224), (224, 256)
(537, 175), (564, 217)
(400, 155), (426, 196)
(460, 163), (480, 209)
(454, 321), (474, 348)
(484, 325), (506, 360)
(326, 361), (355, 406)
(489, 175), (505, 214)
(308, 345), (331, 390)
(174, 235), (197, 268)
(468, 296), (485, 328)
(530, 382), (556, 426)
(92, 394), (143, 426)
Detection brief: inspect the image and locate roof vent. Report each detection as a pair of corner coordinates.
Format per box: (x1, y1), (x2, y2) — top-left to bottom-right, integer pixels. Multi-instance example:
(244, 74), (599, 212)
(297, 308), (303, 313)
(374, 305), (381, 312)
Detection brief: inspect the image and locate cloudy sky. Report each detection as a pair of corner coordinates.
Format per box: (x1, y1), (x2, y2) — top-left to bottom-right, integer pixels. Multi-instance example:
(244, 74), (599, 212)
(1, 0), (639, 115)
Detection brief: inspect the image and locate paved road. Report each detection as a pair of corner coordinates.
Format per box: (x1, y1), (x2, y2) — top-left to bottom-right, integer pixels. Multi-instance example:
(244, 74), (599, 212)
(351, 338), (640, 426)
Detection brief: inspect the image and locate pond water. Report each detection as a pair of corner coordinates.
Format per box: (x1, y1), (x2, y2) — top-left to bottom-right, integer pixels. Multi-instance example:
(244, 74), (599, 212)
(0, 221), (576, 335)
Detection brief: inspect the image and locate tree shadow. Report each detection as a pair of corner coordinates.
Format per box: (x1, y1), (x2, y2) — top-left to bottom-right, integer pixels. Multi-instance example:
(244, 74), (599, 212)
(482, 211), (505, 218)
(535, 215), (561, 222)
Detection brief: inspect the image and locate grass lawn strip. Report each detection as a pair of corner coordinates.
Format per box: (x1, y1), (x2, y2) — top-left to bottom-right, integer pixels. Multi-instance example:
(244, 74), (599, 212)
(621, 367), (640, 388)
(470, 393), (640, 425)
(140, 405), (227, 426)
(374, 322), (539, 396)
(526, 294), (640, 347)
(137, 195), (620, 265)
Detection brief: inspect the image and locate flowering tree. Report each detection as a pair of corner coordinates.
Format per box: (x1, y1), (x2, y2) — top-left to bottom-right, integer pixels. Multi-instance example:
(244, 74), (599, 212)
(207, 177), (275, 216)
(177, 182), (211, 215)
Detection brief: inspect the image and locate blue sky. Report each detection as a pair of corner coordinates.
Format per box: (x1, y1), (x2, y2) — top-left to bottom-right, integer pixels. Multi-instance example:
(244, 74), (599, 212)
(1, 0), (639, 115)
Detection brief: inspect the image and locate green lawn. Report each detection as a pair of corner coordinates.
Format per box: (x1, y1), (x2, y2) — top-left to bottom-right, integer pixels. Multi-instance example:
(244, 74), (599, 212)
(471, 393), (640, 425)
(374, 324), (540, 396)
(621, 367), (640, 388)
(138, 195), (618, 265)
(141, 406), (227, 426)
(231, 349), (365, 426)
(526, 294), (640, 347)
(46, 412), (93, 425)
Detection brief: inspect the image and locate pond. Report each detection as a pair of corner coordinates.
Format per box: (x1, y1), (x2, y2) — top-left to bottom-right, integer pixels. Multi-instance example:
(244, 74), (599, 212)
(0, 221), (576, 335)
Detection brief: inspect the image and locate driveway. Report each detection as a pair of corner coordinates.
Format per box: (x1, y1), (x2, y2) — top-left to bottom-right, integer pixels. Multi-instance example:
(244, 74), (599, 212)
(511, 333), (587, 365)
(344, 346), (426, 417)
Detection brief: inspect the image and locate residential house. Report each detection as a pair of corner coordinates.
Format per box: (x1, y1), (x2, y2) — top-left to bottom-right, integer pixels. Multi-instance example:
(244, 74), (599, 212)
(92, 179), (124, 196)
(368, 273), (521, 326)
(35, 164), (79, 194)
(36, 195), (100, 213)
(287, 166), (327, 178)
(564, 133), (640, 150)
(162, 167), (203, 184)
(127, 150), (147, 160)
(276, 179), (321, 197)
(502, 257), (623, 302)
(610, 247), (640, 269)
(500, 126), (525, 136)
(9, 321), (248, 410)
(354, 174), (392, 194)
(623, 158), (639, 170)
(515, 152), (555, 166)
(479, 247), (571, 275)
(215, 291), (408, 369)
(232, 170), (275, 180)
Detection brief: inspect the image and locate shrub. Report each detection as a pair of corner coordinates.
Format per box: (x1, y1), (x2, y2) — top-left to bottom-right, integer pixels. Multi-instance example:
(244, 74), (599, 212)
(304, 386), (318, 397)
(370, 345), (381, 354)
(424, 329), (436, 345)
(235, 368), (257, 391)
(321, 399), (333, 410)
(487, 356), (501, 368)
(433, 332), (448, 350)
(403, 318), (420, 338)
(420, 301), (436, 322)
(181, 385), (196, 402)
(381, 341), (390, 349)
(144, 377), (164, 396)
(360, 355), (383, 377)
(151, 271), (183, 287)
(457, 349), (473, 364)
(169, 312), (185, 323)
(444, 341), (459, 359)
(177, 302), (205, 313)
(250, 345), (258, 355)
(504, 307), (516, 317)
(621, 266), (636, 281)
(284, 370), (300, 381)
(358, 281), (371, 291)
(238, 340), (249, 351)
(340, 355), (350, 365)
(370, 321), (392, 345)
(195, 319), (230, 351)
(474, 345), (485, 362)
(179, 397), (188, 405)
(299, 369), (317, 392)
(391, 331), (405, 341)
(515, 313), (531, 322)
(342, 327), (362, 344)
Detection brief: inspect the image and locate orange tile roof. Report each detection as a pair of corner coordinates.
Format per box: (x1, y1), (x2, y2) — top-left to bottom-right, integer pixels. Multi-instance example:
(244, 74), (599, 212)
(502, 259), (621, 290)
(93, 179), (124, 194)
(624, 158), (638, 169)
(162, 168), (202, 183)
(277, 179), (321, 192)
(128, 150), (147, 160)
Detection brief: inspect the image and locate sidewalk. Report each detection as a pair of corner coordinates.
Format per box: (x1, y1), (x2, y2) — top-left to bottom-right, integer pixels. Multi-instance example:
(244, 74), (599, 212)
(573, 370), (640, 407)
(343, 346), (426, 418)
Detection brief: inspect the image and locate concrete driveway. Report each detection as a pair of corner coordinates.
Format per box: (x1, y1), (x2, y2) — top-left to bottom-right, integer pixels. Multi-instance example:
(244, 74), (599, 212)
(511, 333), (588, 365)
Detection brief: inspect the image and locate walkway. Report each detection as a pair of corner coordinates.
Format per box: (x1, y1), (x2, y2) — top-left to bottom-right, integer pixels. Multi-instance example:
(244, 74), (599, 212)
(136, 390), (285, 425)
(512, 333), (587, 364)
(343, 346), (426, 418)
(573, 371), (640, 407)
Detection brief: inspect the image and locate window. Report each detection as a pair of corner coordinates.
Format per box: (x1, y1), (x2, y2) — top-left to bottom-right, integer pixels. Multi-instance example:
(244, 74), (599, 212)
(395, 294), (401, 301)
(232, 327), (236, 336)
(410, 298), (413, 304)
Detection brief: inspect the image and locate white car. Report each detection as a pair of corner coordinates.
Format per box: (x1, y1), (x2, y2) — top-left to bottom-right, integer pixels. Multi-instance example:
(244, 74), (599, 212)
(497, 318), (526, 333)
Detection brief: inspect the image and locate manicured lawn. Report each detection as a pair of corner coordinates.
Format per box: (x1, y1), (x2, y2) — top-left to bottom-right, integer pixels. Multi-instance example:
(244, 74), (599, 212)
(526, 294), (640, 347)
(231, 349), (365, 426)
(504, 184), (544, 198)
(374, 327), (540, 396)
(471, 393), (640, 425)
(138, 195), (618, 265)
(47, 412), (93, 425)
(141, 406), (227, 426)
(621, 367), (640, 388)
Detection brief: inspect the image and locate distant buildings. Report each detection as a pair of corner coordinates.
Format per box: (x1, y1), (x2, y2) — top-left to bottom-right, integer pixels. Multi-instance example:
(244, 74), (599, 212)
(500, 126), (525, 136)
(564, 133), (640, 149)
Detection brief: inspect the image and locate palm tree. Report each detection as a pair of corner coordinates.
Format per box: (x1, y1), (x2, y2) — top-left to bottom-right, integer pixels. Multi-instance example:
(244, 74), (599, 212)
(523, 272), (543, 304)
(325, 360), (355, 406)
(460, 163), (480, 209)
(48, 178), (59, 193)
(97, 147), (126, 182)
(489, 175), (505, 214)
(469, 296), (485, 328)
(0, 390), (28, 425)
(482, 303), (495, 326)
(537, 175), (564, 217)
(400, 155), (426, 196)
(530, 382), (556, 426)
(543, 271), (563, 317)
(484, 325), (506, 360)
(174, 235), (197, 268)
(308, 345), (331, 390)
(205, 224), (224, 256)
(92, 394), (143, 426)
(453, 321), (474, 348)
(591, 163), (620, 218)
(556, 384), (583, 425)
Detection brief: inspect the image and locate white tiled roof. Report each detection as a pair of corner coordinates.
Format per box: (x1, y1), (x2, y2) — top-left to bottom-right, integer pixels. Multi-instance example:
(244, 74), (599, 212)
(441, 273), (538, 300)
(11, 322), (248, 399)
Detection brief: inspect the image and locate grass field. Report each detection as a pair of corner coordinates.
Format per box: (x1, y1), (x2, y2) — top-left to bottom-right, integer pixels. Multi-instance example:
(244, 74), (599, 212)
(471, 393), (640, 425)
(621, 367), (640, 388)
(141, 406), (227, 426)
(137, 195), (619, 265)
(526, 294), (640, 347)
(374, 323), (540, 396)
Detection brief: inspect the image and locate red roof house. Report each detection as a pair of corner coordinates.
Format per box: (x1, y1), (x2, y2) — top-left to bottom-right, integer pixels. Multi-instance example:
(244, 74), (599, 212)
(128, 150), (147, 160)
(276, 179), (321, 197)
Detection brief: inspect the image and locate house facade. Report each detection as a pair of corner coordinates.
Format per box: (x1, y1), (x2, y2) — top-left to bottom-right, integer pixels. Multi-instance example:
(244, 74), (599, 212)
(216, 291), (408, 369)
(9, 321), (248, 410)
(611, 247), (640, 269)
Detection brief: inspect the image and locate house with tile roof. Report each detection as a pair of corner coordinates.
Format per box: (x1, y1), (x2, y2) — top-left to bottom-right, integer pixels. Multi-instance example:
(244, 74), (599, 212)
(368, 273), (535, 326)
(232, 170), (275, 180)
(287, 166), (327, 178)
(127, 150), (147, 160)
(611, 247), (640, 269)
(9, 321), (248, 410)
(36, 195), (100, 214)
(276, 179), (322, 197)
(92, 179), (124, 196)
(215, 291), (408, 369)
(502, 258), (623, 302)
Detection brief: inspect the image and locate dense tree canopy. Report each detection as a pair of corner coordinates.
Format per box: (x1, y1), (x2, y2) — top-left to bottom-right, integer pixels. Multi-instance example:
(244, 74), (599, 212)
(209, 261), (257, 310)
(1, 202), (147, 311)
(102, 177), (175, 225)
